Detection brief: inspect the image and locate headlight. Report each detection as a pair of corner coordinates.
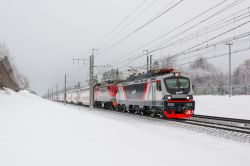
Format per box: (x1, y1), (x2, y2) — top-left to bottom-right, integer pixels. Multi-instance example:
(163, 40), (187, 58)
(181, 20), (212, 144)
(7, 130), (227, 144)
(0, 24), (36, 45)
(186, 95), (193, 99)
(164, 95), (172, 100)
(185, 110), (192, 115)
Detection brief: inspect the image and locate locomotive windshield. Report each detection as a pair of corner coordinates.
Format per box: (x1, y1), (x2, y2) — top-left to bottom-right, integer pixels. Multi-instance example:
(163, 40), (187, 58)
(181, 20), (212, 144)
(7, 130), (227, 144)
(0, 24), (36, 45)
(164, 76), (190, 94)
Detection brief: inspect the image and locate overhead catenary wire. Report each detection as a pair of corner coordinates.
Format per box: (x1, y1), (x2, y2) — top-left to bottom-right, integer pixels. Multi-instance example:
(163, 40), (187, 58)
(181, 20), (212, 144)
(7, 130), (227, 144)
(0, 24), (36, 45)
(118, 9), (250, 69)
(108, 0), (247, 70)
(148, 0), (246, 51)
(119, 10), (250, 68)
(177, 36), (250, 62)
(112, 41), (250, 77)
(97, 0), (159, 50)
(173, 46), (250, 67)
(153, 20), (250, 59)
(99, 0), (184, 53)
(74, 0), (250, 87)
(97, 0), (239, 78)
(117, 30), (250, 74)
(95, 0), (148, 48)
(147, 8), (250, 54)
(106, 0), (232, 66)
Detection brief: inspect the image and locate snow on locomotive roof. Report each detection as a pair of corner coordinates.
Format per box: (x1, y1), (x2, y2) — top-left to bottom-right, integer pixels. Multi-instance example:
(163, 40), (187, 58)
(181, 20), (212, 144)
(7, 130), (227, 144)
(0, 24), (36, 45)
(125, 68), (178, 82)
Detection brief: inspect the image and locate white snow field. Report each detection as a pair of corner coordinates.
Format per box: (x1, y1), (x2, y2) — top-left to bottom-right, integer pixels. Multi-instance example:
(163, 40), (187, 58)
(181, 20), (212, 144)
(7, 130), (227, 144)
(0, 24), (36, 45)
(195, 95), (250, 120)
(1, 89), (250, 166)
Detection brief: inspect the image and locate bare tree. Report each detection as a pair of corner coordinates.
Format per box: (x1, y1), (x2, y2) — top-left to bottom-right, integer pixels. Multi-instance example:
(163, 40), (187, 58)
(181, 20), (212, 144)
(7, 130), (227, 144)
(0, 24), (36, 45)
(101, 68), (121, 81)
(152, 60), (160, 70)
(211, 68), (228, 94)
(188, 57), (216, 87)
(233, 59), (250, 85)
(190, 57), (215, 71)
(160, 54), (177, 68)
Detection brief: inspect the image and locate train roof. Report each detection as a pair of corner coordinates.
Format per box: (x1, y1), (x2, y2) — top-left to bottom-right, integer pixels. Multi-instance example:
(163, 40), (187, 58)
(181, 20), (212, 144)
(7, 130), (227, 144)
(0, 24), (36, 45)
(95, 79), (123, 86)
(125, 68), (178, 82)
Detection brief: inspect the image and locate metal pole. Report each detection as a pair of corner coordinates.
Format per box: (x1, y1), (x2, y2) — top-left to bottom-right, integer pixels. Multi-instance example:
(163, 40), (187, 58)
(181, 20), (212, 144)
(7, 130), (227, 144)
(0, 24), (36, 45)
(145, 50), (149, 72)
(147, 55), (149, 72)
(89, 49), (97, 110)
(56, 82), (58, 101)
(89, 54), (93, 110)
(226, 42), (233, 97)
(64, 74), (66, 104)
(51, 88), (53, 100)
(150, 55), (152, 70)
(92, 52), (94, 108)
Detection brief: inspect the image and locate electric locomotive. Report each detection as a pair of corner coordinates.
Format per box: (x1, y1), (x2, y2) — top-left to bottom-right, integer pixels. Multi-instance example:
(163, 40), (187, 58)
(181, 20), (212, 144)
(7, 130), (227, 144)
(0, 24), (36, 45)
(51, 68), (195, 119)
(94, 81), (119, 110)
(116, 69), (195, 118)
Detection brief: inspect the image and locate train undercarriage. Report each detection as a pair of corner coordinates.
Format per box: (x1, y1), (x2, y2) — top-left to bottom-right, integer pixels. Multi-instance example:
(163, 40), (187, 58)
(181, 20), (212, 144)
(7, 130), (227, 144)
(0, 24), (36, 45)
(94, 100), (194, 119)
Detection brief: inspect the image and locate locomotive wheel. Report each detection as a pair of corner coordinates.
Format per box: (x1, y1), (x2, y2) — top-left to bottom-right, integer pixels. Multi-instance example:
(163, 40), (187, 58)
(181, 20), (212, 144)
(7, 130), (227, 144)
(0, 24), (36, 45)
(108, 103), (111, 110)
(134, 106), (140, 114)
(117, 104), (122, 112)
(142, 106), (150, 115)
(111, 105), (116, 111)
(150, 107), (156, 117)
(128, 105), (135, 113)
(104, 103), (110, 110)
(122, 105), (127, 112)
(140, 110), (144, 115)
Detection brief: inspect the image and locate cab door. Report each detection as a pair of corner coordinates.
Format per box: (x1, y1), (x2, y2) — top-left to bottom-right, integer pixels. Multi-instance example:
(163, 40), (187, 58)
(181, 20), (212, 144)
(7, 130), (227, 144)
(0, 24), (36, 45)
(152, 82), (156, 105)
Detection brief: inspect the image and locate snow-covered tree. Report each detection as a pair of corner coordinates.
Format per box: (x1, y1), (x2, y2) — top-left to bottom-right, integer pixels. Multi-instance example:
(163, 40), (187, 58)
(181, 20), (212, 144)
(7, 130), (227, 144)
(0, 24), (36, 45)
(233, 59), (250, 85)
(152, 60), (160, 69)
(211, 69), (228, 94)
(190, 57), (215, 71)
(188, 57), (216, 87)
(160, 55), (176, 68)
(101, 68), (122, 81)
(187, 57), (229, 94)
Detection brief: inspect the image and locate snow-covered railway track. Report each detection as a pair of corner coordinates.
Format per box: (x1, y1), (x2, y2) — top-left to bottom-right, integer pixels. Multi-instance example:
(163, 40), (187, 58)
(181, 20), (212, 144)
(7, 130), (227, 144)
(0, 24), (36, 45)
(192, 114), (250, 128)
(116, 110), (250, 142)
(94, 107), (250, 135)
(95, 108), (250, 142)
(63, 103), (250, 143)
(179, 118), (250, 135)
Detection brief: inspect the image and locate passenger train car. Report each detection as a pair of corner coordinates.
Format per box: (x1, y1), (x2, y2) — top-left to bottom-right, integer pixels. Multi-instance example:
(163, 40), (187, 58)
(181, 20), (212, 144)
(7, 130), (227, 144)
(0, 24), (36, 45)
(51, 68), (195, 119)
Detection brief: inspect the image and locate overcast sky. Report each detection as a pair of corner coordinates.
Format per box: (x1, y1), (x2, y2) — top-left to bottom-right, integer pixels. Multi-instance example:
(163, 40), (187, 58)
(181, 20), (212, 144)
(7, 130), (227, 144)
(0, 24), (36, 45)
(0, 0), (250, 95)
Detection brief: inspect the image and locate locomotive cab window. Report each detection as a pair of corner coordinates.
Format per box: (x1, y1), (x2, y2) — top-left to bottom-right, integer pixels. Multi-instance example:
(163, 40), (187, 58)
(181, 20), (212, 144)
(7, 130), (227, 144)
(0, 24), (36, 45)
(164, 76), (190, 94)
(156, 81), (162, 91)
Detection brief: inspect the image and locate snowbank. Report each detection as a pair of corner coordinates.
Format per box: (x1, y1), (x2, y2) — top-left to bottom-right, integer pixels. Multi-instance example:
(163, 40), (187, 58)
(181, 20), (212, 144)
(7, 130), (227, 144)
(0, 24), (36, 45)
(1, 89), (250, 166)
(195, 95), (250, 120)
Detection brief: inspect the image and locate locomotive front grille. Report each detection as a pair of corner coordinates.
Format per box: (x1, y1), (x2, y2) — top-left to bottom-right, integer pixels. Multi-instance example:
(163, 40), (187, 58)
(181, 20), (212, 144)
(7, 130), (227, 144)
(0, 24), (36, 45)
(165, 100), (195, 112)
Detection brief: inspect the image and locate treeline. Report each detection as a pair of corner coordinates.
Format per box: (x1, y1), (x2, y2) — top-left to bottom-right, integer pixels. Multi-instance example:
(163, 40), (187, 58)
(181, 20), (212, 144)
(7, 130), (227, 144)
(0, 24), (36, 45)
(188, 57), (250, 88)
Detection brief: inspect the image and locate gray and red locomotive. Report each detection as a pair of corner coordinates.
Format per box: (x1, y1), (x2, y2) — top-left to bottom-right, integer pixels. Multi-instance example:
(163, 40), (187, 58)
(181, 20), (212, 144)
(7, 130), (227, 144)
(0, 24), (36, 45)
(56, 68), (195, 119)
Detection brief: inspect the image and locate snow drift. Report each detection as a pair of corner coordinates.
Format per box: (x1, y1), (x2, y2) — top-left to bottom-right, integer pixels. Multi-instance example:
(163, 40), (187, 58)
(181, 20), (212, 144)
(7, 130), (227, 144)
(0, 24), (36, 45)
(1, 88), (250, 166)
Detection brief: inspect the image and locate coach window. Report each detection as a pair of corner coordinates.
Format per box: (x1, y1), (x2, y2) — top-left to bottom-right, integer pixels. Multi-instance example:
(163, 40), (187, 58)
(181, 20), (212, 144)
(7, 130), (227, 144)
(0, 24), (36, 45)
(156, 81), (162, 91)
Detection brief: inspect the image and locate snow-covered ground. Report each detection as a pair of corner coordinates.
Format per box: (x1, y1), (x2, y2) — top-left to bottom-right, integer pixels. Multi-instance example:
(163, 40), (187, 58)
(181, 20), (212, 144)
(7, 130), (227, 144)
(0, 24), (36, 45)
(195, 95), (250, 120)
(1, 89), (250, 166)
